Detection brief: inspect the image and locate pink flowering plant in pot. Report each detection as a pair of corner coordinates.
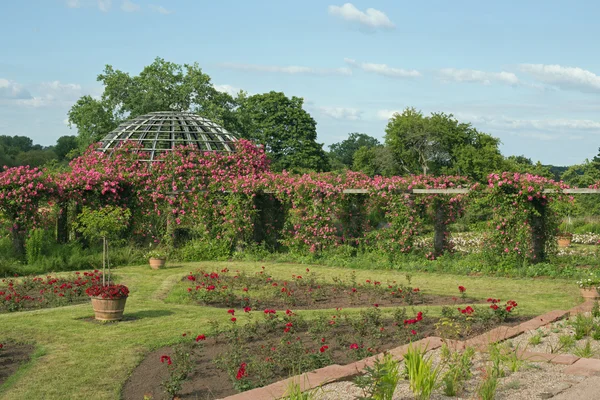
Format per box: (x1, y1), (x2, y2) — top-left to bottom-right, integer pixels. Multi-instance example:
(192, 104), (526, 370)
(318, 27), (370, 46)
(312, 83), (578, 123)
(75, 205), (131, 320)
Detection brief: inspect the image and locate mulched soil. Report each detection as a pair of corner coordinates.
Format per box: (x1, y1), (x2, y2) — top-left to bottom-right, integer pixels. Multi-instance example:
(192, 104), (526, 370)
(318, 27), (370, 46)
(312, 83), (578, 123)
(194, 292), (480, 311)
(122, 315), (529, 400)
(0, 342), (35, 386)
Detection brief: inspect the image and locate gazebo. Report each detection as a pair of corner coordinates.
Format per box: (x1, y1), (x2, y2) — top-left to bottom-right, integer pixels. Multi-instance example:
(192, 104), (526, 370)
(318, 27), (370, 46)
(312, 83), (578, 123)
(98, 111), (238, 162)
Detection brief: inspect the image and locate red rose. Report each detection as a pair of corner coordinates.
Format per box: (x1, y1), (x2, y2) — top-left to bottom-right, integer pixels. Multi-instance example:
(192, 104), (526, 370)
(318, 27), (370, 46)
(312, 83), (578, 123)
(195, 334), (206, 342)
(160, 355), (172, 365)
(350, 343), (359, 350)
(319, 345), (328, 353)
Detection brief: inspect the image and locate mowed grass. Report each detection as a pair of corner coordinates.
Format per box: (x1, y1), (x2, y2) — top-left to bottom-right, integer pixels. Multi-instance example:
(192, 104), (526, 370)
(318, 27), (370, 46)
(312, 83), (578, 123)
(0, 261), (582, 400)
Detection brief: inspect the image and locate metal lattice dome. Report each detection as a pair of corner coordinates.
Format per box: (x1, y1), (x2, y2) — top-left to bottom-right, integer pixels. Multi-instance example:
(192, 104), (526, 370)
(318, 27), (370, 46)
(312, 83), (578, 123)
(99, 111), (238, 161)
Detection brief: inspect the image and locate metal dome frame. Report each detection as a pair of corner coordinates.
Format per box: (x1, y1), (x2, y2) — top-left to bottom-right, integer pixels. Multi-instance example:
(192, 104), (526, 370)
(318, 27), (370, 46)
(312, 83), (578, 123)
(99, 111), (238, 162)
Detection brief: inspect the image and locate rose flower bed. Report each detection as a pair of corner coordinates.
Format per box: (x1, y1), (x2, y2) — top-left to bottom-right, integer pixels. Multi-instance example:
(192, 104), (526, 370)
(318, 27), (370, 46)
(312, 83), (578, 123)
(175, 267), (478, 310)
(123, 296), (523, 399)
(0, 270), (103, 312)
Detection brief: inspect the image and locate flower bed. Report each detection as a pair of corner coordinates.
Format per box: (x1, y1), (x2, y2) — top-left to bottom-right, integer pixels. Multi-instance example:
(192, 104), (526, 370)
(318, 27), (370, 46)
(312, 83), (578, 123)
(0, 270), (103, 312)
(0, 341), (35, 386)
(123, 299), (523, 400)
(176, 267), (477, 310)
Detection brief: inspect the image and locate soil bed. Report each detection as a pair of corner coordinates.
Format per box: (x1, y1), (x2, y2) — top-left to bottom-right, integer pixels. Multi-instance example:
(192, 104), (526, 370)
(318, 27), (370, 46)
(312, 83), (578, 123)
(123, 313), (528, 400)
(177, 267), (478, 310)
(0, 342), (35, 386)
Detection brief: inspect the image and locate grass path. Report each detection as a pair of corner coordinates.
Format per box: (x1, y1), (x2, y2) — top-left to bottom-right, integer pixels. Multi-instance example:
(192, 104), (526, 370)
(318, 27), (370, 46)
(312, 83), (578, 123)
(0, 261), (582, 400)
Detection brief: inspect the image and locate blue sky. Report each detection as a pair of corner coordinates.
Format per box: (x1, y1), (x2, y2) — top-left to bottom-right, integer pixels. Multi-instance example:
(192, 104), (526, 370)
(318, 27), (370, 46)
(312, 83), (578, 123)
(2, 1), (600, 165)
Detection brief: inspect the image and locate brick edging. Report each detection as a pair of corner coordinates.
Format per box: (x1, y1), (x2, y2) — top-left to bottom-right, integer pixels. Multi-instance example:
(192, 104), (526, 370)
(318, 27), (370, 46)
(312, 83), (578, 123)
(220, 300), (596, 400)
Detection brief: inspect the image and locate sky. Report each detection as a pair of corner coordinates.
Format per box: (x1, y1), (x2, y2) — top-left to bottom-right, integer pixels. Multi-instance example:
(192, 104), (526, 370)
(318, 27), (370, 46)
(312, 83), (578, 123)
(2, 1), (600, 166)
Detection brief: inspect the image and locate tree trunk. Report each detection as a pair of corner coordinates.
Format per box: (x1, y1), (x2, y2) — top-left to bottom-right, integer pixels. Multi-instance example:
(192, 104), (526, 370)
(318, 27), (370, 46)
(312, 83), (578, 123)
(11, 224), (26, 260)
(56, 202), (69, 244)
(433, 198), (447, 257)
(530, 200), (547, 263)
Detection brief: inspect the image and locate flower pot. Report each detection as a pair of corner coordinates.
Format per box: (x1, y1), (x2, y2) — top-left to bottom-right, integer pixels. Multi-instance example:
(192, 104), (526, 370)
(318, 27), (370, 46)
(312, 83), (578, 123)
(580, 288), (600, 299)
(90, 296), (127, 321)
(557, 235), (572, 248)
(149, 257), (166, 270)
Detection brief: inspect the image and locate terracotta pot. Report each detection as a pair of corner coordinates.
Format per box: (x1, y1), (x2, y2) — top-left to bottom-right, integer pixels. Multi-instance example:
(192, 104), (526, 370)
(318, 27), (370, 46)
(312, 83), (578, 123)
(149, 257), (166, 270)
(90, 296), (127, 321)
(557, 236), (572, 248)
(580, 287), (600, 299)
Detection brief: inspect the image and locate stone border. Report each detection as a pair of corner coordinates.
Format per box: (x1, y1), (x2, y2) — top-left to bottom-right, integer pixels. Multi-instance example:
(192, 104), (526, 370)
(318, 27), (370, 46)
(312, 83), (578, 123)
(220, 300), (596, 400)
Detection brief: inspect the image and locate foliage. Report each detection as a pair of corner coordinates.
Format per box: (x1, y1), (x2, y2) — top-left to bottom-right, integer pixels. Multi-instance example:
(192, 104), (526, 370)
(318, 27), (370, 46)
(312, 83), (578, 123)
(237, 91), (329, 172)
(75, 206), (131, 242)
(160, 338), (200, 399)
(354, 352), (400, 400)
(0, 270), (103, 312)
(402, 344), (442, 400)
(329, 133), (380, 168)
(383, 108), (504, 181)
(440, 345), (474, 396)
(475, 172), (571, 264)
(576, 271), (600, 289)
(68, 58), (238, 149)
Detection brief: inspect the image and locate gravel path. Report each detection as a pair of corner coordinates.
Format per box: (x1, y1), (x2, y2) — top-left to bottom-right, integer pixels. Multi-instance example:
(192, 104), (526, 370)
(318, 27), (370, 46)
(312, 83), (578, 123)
(311, 347), (587, 400)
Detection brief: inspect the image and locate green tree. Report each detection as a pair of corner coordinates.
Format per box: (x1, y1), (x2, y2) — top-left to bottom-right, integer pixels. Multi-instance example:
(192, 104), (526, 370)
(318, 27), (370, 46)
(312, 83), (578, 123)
(68, 95), (118, 149)
(15, 149), (57, 167)
(502, 155), (553, 178)
(53, 135), (79, 161)
(68, 57), (238, 149)
(329, 132), (380, 168)
(237, 91), (329, 172)
(384, 108), (505, 180)
(353, 145), (400, 177)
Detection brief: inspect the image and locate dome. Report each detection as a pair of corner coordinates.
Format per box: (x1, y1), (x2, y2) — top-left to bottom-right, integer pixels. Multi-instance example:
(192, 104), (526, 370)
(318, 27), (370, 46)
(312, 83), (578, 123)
(98, 111), (238, 161)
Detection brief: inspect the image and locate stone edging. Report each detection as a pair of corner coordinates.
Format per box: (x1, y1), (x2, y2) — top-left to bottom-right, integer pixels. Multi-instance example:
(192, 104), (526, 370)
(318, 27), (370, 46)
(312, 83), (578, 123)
(220, 300), (596, 400)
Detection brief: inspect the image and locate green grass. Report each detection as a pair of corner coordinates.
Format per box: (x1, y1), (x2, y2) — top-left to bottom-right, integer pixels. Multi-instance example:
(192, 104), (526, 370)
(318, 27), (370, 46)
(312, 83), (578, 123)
(0, 261), (582, 400)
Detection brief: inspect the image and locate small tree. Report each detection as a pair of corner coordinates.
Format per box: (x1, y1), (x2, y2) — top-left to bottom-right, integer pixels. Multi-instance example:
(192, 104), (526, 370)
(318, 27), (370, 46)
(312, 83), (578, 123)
(75, 205), (131, 286)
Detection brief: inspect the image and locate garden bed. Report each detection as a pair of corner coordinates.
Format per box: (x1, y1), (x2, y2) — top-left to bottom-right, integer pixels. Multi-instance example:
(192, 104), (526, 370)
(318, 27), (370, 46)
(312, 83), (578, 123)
(173, 267), (478, 310)
(122, 302), (525, 400)
(315, 346), (585, 400)
(509, 307), (600, 359)
(0, 341), (35, 386)
(0, 271), (103, 313)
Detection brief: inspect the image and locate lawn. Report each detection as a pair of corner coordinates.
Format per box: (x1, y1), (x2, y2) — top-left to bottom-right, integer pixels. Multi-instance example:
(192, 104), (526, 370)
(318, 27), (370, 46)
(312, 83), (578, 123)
(0, 261), (582, 400)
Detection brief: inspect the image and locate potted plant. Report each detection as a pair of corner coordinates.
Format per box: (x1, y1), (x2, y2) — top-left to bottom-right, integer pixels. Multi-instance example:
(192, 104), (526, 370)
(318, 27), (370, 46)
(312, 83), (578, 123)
(147, 248), (167, 270)
(577, 273), (600, 299)
(557, 220), (573, 248)
(76, 205), (131, 321)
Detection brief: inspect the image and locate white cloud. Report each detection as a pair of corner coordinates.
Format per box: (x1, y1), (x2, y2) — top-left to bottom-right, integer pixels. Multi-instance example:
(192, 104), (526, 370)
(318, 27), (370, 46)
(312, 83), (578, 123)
(220, 62), (352, 76)
(97, 0), (111, 12)
(376, 109), (402, 120)
(149, 4), (173, 14)
(439, 68), (519, 86)
(344, 58), (420, 78)
(0, 79), (84, 108)
(328, 3), (394, 29)
(0, 79), (32, 99)
(213, 84), (242, 97)
(66, 0), (81, 8)
(121, 0), (140, 12)
(318, 106), (362, 120)
(520, 64), (600, 93)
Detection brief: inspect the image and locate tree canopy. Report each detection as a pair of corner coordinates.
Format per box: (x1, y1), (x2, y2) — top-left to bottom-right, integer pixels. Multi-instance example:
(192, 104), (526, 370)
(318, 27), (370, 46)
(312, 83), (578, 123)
(329, 132), (380, 168)
(68, 57), (238, 149)
(236, 91), (329, 172)
(384, 108), (505, 181)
